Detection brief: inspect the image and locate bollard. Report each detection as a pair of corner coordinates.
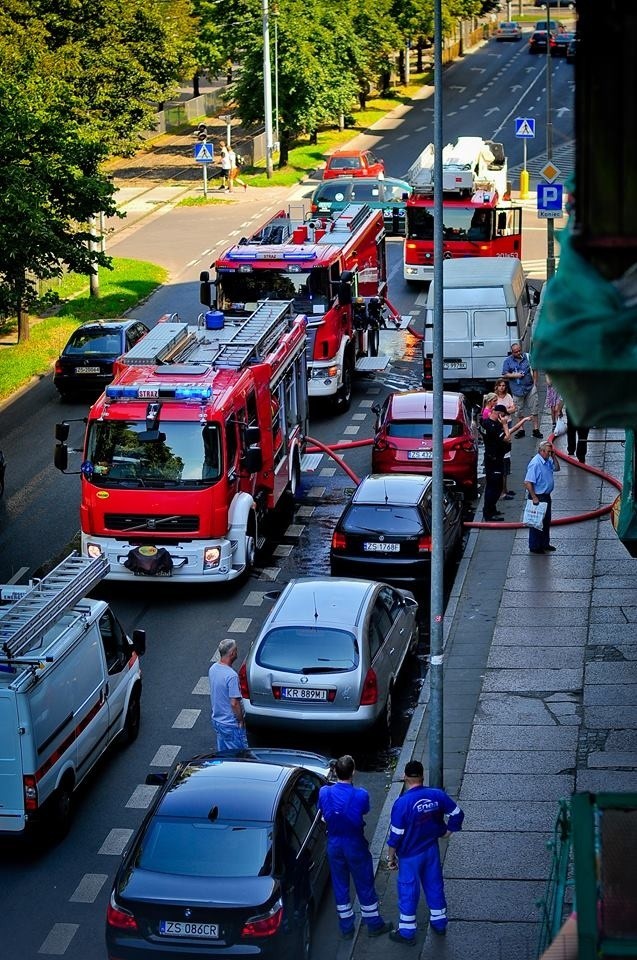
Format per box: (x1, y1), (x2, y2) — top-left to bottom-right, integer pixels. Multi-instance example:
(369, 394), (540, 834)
(519, 169), (529, 200)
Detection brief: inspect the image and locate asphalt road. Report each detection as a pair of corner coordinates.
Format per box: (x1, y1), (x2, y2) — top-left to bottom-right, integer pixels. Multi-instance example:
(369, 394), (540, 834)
(0, 31), (576, 960)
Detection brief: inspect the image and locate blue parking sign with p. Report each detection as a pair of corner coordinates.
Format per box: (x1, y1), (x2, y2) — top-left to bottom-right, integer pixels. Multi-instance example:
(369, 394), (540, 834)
(537, 182), (563, 211)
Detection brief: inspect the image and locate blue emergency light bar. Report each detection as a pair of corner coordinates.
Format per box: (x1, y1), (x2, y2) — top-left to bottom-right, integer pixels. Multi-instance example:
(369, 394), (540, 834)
(105, 384), (212, 401)
(227, 249), (317, 262)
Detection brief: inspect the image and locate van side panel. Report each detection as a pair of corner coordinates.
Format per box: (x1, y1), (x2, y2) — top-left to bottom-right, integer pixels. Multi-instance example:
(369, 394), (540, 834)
(0, 692), (26, 832)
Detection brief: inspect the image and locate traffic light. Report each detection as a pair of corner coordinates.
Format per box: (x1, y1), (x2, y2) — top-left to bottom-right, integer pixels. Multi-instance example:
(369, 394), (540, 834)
(196, 123), (208, 142)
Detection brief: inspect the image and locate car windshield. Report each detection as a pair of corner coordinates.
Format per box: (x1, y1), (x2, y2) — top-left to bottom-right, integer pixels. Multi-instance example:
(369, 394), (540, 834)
(216, 267), (330, 316)
(386, 420), (463, 440)
(257, 626), (358, 672)
(344, 504), (425, 535)
(65, 329), (122, 356)
(407, 206), (494, 241)
(85, 420), (222, 488)
(137, 818), (273, 878)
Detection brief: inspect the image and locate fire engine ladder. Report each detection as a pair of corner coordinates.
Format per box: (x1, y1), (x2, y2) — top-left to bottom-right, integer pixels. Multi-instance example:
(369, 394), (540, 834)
(0, 552), (109, 661)
(212, 300), (295, 370)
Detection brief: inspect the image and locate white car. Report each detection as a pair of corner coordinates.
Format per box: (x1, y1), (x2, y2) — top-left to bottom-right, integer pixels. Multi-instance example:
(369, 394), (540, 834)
(495, 21), (522, 41)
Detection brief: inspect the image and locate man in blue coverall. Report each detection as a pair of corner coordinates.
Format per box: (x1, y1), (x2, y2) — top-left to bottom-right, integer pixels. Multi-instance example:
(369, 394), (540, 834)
(318, 755), (392, 940)
(386, 760), (464, 943)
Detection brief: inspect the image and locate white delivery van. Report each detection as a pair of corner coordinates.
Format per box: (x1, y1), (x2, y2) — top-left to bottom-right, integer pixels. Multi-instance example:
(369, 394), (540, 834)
(0, 552), (145, 839)
(422, 257), (539, 395)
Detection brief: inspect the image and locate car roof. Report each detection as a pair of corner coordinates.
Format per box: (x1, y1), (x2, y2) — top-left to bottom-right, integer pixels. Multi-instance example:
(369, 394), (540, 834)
(328, 149), (369, 159)
(267, 577), (377, 628)
(156, 757), (296, 821)
(388, 390), (463, 421)
(73, 318), (140, 333)
(352, 474), (432, 506)
(315, 176), (409, 191)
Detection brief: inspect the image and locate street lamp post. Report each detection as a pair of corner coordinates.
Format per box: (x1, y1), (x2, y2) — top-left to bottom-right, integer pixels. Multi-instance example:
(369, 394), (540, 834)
(273, 5), (280, 145)
(262, 0), (274, 177)
(543, 4), (557, 279)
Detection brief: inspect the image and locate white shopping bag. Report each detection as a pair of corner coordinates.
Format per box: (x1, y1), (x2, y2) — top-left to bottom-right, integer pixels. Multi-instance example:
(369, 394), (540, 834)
(523, 500), (547, 531)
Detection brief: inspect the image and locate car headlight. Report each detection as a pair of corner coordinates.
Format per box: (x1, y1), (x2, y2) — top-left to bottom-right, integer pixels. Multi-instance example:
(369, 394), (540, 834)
(204, 546), (221, 569)
(86, 543), (103, 559)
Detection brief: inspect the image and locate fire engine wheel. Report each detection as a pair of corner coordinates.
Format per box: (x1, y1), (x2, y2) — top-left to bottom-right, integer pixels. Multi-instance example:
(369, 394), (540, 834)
(369, 327), (379, 357)
(244, 529), (257, 575)
(335, 353), (354, 413)
(289, 453), (301, 499)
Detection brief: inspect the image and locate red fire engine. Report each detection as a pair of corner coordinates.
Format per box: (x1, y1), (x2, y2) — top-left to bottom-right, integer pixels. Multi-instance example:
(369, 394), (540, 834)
(403, 136), (523, 283)
(201, 203), (401, 412)
(54, 301), (308, 583)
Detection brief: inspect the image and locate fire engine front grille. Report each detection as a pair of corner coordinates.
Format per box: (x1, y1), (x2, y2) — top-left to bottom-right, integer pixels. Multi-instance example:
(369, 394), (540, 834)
(104, 514), (199, 533)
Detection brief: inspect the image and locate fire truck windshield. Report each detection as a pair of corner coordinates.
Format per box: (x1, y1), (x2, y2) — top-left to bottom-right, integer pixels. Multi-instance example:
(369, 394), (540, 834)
(216, 267), (330, 315)
(85, 421), (221, 488)
(407, 207), (495, 242)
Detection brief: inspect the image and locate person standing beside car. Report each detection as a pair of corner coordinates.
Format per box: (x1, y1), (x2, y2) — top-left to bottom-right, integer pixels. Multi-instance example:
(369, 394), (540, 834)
(318, 755), (392, 941)
(208, 639), (248, 751)
(502, 342), (543, 438)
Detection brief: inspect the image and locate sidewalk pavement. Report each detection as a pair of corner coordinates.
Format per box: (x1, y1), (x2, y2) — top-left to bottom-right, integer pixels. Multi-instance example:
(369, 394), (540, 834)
(346, 413), (636, 960)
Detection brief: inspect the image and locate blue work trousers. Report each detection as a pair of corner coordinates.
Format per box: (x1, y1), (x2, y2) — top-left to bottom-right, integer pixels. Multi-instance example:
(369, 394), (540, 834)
(396, 845), (447, 938)
(327, 837), (385, 934)
(213, 720), (248, 752)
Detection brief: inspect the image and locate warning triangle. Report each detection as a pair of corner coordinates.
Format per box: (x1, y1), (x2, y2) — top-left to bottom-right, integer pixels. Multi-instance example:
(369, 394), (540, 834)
(517, 119), (534, 137)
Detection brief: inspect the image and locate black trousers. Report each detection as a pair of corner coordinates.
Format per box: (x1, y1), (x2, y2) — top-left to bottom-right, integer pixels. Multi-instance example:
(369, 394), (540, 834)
(483, 457), (503, 519)
(567, 423), (589, 463)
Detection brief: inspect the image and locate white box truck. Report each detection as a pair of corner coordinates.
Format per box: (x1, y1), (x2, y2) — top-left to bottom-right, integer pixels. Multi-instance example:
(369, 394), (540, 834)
(0, 552), (145, 839)
(422, 257), (539, 395)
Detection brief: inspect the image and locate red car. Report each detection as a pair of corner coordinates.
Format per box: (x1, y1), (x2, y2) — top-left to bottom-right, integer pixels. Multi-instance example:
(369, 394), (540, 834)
(323, 149), (385, 180)
(371, 390), (478, 494)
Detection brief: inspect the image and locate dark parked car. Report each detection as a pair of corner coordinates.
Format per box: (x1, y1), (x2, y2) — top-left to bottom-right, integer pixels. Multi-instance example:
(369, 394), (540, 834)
(310, 176), (412, 236)
(330, 474), (463, 588)
(566, 37), (577, 62)
(105, 750), (332, 960)
(54, 318), (149, 399)
(551, 30), (576, 55)
(528, 30), (556, 54)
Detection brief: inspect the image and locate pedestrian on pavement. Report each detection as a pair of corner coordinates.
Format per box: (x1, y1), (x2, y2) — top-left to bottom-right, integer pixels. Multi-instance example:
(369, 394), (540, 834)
(482, 404), (531, 521)
(228, 147), (248, 191)
(318, 755), (392, 941)
(545, 374), (564, 430)
(208, 638), (248, 751)
(565, 412), (590, 464)
(494, 379), (518, 499)
(524, 440), (561, 554)
(502, 342), (543, 438)
(219, 143), (232, 191)
(386, 760), (464, 943)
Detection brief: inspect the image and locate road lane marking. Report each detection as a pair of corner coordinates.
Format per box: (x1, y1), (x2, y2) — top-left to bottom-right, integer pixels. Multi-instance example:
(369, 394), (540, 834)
(352, 413), (367, 421)
(274, 544), (294, 557)
(126, 784), (159, 808)
(70, 874), (108, 903)
(173, 709), (200, 729)
(38, 924), (79, 955)
(320, 467), (336, 477)
(297, 506), (316, 517)
(187, 259), (199, 266)
(245, 591), (267, 606)
(343, 425), (360, 435)
(98, 828), (133, 855)
(151, 744), (181, 765)
(358, 400), (375, 408)
(229, 617), (252, 631)
(7, 566), (29, 584)
(307, 486), (326, 498)
(193, 677), (209, 695)
(259, 567), (280, 581)
(283, 524), (305, 538)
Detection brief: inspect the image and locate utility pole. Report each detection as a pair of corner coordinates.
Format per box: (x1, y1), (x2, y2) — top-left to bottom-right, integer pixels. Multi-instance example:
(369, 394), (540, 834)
(429, 0), (444, 791)
(544, 4), (556, 279)
(88, 215), (99, 298)
(262, 0), (274, 177)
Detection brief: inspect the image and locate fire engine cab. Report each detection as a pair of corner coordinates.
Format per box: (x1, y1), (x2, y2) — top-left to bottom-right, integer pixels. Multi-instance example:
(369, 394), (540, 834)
(54, 301), (308, 583)
(403, 136), (522, 283)
(202, 203), (401, 412)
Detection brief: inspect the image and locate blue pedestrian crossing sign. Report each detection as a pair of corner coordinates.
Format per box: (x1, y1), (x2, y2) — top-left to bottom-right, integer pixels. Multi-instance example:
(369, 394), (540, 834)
(515, 117), (536, 139)
(194, 142), (215, 163)
(537, 182), (564, 219)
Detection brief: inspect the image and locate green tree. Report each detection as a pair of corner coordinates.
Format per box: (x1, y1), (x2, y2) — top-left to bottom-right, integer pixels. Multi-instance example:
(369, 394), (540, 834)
(0, 19), (117, 341)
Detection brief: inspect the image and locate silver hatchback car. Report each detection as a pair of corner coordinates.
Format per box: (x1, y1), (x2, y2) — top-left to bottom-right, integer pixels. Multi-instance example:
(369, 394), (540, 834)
(239, 577), (419, 735)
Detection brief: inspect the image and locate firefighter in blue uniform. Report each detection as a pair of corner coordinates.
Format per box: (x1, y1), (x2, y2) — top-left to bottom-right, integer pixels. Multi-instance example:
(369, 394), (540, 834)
(318, 755), (392, 940)
(386, 759), (464, 943)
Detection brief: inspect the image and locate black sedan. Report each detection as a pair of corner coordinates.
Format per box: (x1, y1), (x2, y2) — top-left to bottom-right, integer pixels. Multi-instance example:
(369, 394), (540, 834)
(53, 317), (149, 399)
(330, 473), (463, 588)
(105, 750), (332, 960)
(528, 30), (556, 54)
(551, 30), (576, 55)
(310, 176), (412, 236)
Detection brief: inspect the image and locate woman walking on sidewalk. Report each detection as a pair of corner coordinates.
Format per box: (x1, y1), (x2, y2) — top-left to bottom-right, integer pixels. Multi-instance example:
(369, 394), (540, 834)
(228, 147), (247, 191)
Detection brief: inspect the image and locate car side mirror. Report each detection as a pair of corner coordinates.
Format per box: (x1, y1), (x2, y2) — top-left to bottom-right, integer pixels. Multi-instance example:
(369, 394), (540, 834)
(132, 629), (146, 656)
(55, 421), (70, 443)
(371, 402), (380, 415)
(54, 444), (69, 472)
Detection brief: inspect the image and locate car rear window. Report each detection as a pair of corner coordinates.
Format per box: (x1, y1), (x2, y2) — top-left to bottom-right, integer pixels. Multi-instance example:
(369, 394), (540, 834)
(343, 504), (425, 535)
(386, 420), (463, 440)
(257, 626), (358, 672)
(65, 330), (122, 355)
(329, 156), (360, 170)
(351, 182), (380, 201)
(315, 183), (353, 203)
(137, 819), (272, 877)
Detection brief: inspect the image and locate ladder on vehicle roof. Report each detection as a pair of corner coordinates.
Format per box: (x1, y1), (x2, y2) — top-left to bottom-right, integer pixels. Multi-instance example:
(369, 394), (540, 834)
(0, 552), (109, 660)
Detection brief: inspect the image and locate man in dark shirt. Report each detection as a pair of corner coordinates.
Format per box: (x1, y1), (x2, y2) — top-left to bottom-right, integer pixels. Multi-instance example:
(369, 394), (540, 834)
(481, 404), (511, 521)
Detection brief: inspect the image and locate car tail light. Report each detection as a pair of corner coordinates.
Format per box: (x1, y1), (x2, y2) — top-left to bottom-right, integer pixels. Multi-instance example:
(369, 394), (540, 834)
(373, 434), (388, 452)
(360, 668), (378, 706)
(23, 775), (38, 812)
(406, 242), (418, 251)
(107, 893), (138, 931)
(54, 361), (63, 376)
(241, 900), (284, 938)
(238, 662), (250, 698)
(418, 535), (432, 553)
(458, 440), (476, 453)
(423, 357), (433, 383)
(311, 202), (318, 213)
(331, 531), (347, 551)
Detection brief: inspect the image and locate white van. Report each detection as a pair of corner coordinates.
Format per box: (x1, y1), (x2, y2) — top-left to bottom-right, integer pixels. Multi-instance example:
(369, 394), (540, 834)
(422, 258), (538, 394)
(0, 553), (145, 839)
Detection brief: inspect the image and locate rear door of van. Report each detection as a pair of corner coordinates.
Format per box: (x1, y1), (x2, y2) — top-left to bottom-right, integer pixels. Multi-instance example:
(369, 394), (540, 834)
(0, 691), (26, 833)
(469, 285), (512, 383)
